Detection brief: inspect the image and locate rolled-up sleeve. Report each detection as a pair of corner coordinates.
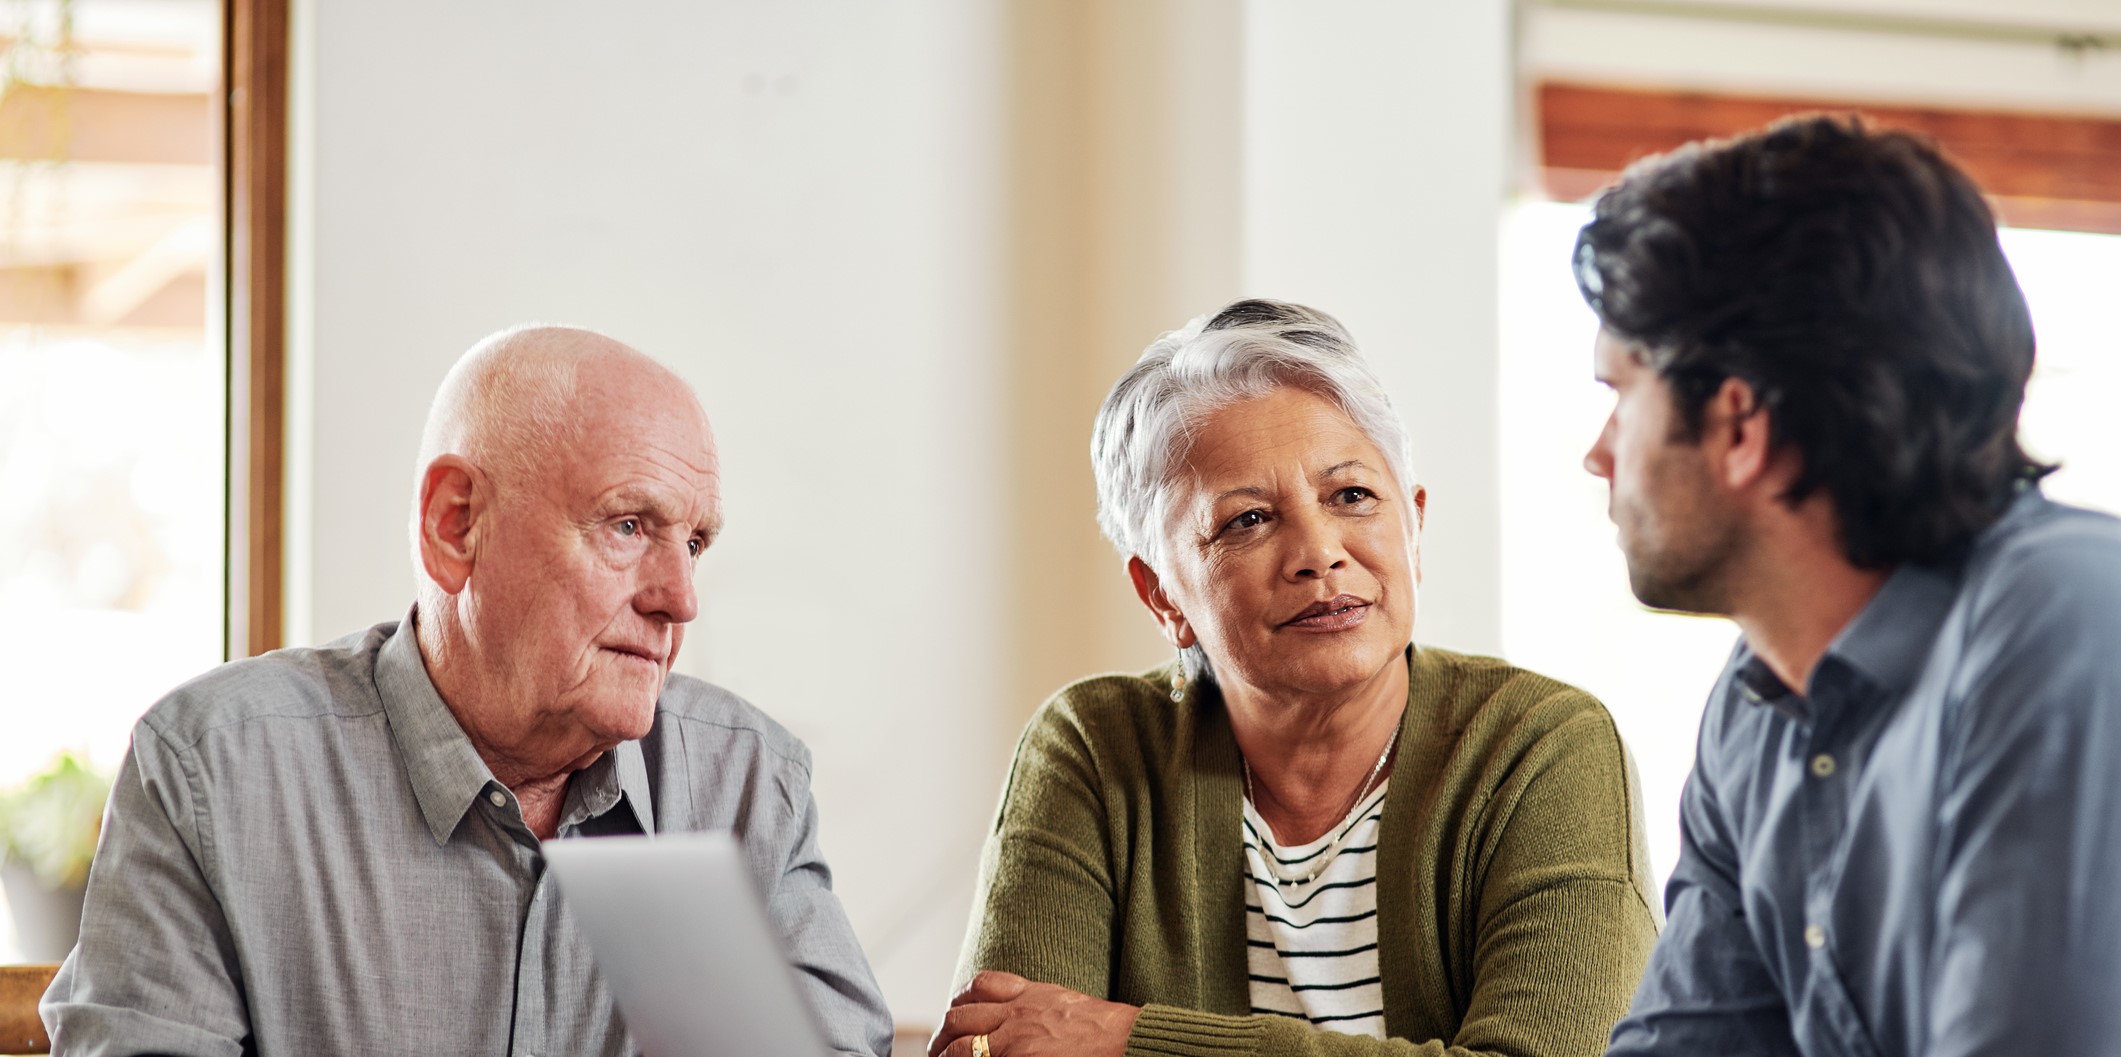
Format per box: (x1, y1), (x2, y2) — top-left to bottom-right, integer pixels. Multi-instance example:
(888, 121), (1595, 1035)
(42, 723), (249, 1057)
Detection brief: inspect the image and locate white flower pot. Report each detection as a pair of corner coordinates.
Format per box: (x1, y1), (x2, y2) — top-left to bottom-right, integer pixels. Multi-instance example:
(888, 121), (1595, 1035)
(1, 860), (85, 962)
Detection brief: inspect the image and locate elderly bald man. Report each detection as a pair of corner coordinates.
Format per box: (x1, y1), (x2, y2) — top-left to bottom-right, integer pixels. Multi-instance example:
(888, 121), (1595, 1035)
(41, 327), (894, 1057)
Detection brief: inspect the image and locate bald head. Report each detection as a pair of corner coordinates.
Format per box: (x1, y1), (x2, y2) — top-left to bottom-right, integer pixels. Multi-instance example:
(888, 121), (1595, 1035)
(418, 325), (695, 494)
(410, 323), (719, 588)
(410, 325), (721, 782)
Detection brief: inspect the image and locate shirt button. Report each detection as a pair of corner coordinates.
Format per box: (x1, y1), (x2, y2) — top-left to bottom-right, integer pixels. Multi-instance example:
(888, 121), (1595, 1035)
(1804, 924), (1827, 949)
(1810, 753), (1836, 778)
(488, 789), (508, 807)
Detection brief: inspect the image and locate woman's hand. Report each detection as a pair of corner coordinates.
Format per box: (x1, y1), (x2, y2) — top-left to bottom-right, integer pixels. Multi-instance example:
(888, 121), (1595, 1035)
(927, 971), (1140, 1057)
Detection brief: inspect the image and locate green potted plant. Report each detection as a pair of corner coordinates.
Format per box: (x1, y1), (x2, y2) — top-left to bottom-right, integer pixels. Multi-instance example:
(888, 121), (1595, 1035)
(0, 754), (110, 961)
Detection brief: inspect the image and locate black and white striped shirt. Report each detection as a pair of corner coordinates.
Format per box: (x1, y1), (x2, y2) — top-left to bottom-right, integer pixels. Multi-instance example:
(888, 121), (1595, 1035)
(1242, 781), (1389, 1038)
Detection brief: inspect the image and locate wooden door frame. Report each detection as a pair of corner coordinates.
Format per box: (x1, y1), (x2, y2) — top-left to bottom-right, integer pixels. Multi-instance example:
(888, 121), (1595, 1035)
(223, 0), (288, 659)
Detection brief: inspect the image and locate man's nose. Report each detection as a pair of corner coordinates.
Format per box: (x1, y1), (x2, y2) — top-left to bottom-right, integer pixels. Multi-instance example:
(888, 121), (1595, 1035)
(1584, 419), (1616, 480)
(636, 540), (699, 624)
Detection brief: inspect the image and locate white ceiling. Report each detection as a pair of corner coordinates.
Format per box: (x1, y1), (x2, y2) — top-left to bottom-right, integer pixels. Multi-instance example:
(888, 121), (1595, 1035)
(1539, 0), (2121, 36)
(1524, 0), (2121, 115)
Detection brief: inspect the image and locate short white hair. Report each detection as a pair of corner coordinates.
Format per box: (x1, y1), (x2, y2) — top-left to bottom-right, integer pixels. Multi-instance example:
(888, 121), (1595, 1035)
(1090, 299), (1418, 681)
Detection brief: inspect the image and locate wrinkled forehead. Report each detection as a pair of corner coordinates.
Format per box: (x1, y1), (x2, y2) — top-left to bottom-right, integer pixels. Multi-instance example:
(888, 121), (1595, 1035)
(1169, 389), (1392, 501)
(548, 390), (721, 510)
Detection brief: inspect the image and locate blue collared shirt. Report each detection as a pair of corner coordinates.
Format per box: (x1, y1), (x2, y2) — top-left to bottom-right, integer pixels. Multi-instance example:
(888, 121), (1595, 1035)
(1608, 488), (2121, 1057)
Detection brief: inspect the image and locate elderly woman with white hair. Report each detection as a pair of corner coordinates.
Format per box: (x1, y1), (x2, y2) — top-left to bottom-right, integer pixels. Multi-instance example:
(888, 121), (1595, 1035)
(932, 300), (1657, 1057)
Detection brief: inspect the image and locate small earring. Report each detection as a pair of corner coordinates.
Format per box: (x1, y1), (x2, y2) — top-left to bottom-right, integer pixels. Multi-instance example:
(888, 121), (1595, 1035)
(1170, 658), (1186, 702)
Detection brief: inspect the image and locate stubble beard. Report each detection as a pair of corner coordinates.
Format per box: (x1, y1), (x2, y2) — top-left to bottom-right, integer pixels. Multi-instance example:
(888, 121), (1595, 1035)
(1622, 511), (1741, 616)
(1615, 453), (1744, 618)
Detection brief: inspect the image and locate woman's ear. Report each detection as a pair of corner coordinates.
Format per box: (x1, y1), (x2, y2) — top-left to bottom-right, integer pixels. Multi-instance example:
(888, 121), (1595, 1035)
(416, 455), (485, 595)
(1127, 556), (1197, 650)
(1409, 484), (1428, 583)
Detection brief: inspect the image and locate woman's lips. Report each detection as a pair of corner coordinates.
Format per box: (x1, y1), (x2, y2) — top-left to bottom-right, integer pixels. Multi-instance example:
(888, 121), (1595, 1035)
(1281, 595), (1371, 631)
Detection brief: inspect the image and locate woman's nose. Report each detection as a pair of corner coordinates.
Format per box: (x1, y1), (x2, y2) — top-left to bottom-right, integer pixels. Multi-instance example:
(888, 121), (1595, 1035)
(1282, 514), (1349, 580)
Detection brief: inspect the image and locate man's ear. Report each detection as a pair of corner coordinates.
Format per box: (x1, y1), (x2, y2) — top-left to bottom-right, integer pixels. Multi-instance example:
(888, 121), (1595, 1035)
(1706, 377), (1777, 493)
(1126, 556), (1196, 650)
(417, 455), (485, 595)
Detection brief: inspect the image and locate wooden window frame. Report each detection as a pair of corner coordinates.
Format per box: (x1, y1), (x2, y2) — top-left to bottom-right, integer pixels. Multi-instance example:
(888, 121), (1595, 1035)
(1537, 81), (2121, 235)
(223, 0), (288, 659)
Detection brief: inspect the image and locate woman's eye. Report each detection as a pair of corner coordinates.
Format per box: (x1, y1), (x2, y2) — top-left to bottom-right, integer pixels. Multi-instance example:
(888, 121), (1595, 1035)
(1335, 487), (1375, 504)
(1224, 510), (1267, 533)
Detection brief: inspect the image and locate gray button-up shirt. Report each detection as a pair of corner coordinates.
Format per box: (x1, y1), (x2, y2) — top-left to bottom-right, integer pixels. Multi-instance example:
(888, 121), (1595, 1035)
(42, 615), (892, 1057)
(1608, 488), (2121, 1057)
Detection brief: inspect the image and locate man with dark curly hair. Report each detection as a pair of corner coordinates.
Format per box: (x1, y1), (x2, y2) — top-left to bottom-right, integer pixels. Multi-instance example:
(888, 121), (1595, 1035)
(1576, 114), (2121, 1057)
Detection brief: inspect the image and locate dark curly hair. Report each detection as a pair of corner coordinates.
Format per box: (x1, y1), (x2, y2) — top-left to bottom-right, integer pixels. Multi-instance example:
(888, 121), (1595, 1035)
(1573, 113), (2053, 568)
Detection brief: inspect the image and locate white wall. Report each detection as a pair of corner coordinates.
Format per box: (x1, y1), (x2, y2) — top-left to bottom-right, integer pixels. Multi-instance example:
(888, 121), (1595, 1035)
(284, 0), (1515, 1028)
(288, 0), (1014, 1023)
(1242, 0), (1513, 656)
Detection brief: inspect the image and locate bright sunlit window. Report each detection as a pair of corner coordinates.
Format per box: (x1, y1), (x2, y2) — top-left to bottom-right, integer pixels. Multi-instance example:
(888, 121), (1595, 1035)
(1499, 199), (2121, 888)
(0, 0), (221, 960)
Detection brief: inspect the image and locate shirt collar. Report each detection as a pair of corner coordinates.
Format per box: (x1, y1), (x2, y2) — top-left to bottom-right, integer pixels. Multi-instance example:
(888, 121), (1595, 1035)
(559, 734), (656, 837)
(375, 609), (656, 844)
(1820, 561), (1959, 698)
(376, 613), (494, 845)
(1824, 486), (2051, 698)
(1733, 553), (1961, 717)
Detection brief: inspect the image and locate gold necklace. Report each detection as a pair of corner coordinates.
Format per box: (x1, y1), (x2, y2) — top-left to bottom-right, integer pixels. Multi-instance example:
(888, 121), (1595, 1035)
(1243, 721), (1401, 888)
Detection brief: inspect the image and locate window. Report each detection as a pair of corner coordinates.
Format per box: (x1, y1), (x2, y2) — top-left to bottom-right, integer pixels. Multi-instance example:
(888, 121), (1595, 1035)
(0, 0), (221, 788)
(0, 0), (286, 963)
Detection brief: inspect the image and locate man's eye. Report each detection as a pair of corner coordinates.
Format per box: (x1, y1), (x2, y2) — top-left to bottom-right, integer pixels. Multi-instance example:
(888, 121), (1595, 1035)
(686, 538), (703, 558)
(616, 518), (641, 537)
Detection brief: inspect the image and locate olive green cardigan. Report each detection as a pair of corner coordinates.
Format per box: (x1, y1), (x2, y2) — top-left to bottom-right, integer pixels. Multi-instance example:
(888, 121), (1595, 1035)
(955, 646), (1659, 1057)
